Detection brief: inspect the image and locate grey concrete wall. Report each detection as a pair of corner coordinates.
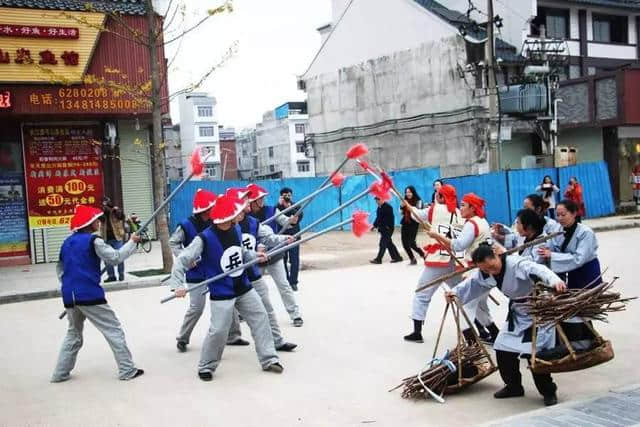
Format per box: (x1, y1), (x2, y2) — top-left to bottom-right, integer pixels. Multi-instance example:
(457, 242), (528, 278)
(557, 127), (603, 163)
(304, 36), (489, 177)
(256, 113), (293, 177)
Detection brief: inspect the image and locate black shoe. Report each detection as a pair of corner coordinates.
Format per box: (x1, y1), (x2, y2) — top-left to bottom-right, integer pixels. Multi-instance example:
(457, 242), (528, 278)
(104, 277), (117, 283)
(543, 393), (558, 406)
(293, 318), (303, 327)
(290, 283), (298, 291)
(198, 371), (213, 381)
(176, 341), (187, 352)
(404, 332), (424, 343)
(390, 258), (403, 263)
(494, 385), (525, 399)
(409, 258), (417, 265)
(276, 342), (298, 352)
(118, 276), (125, 282)
(264, 362), (284, 373)
(131, 369), (144, 379)
(227, 338), (250, 346)
(369, 259), (382, 264)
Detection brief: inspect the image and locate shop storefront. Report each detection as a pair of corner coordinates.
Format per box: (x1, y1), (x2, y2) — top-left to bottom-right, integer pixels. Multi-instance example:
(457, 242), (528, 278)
(0, 3), (168, 265)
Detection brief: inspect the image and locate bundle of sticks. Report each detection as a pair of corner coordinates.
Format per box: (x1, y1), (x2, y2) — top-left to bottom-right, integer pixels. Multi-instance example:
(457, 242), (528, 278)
(516, 279), (636, 326)
(390, 344), (488, 400)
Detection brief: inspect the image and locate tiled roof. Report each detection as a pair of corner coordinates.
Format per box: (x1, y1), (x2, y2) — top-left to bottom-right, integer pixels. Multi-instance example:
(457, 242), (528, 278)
(414, 0), (524, 63)
(566, 0), (640, 10)
(0, 0), (146, 15)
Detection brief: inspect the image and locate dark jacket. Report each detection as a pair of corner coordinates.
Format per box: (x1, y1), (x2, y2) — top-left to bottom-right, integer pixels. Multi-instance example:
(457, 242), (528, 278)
(276, 201), (303, 235)
(373, 202), (395, 232)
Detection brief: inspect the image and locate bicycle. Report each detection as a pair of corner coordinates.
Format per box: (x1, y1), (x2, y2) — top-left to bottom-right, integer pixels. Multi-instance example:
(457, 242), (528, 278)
(136, 229), (152, 253)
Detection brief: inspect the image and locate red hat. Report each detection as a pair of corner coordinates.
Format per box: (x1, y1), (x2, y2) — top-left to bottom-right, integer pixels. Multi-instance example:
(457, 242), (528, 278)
(225, 187), (250, 200)
(210, 195), (247, 224)
(70, 204), (103, 232)
(462, 193), (486, 218)
(438, 184), (458, 214)
(245, 183), (268, 202)
(193, 189), (217, 214)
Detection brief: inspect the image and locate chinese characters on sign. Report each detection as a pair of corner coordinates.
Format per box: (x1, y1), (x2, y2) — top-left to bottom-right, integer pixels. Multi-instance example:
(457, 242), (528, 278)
(23, 125), (104, 228)
(26, 87), (144, 113)
(0, 24), (80, 39)
(0, 172), (29, 258)
(0, 48), (79, 65)
(0, 90), (10, 108)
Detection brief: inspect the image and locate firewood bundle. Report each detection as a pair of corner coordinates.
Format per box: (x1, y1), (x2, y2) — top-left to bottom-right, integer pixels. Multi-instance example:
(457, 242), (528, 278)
(516, 280), (636, 326)
(390, 344), (488, 400)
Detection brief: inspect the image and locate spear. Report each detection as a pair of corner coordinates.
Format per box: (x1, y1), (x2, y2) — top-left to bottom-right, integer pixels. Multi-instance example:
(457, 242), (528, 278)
(414, 231), (564, 293)
(160, 211), (371, 304)
(277, 143), (369, 234)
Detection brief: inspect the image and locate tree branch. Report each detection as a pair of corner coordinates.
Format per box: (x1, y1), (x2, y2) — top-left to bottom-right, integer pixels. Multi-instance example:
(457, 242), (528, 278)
(163, 1), (233, 45)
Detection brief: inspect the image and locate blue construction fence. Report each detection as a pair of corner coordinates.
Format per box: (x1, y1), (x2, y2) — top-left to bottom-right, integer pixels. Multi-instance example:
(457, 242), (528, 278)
(168, 161), (615, 232)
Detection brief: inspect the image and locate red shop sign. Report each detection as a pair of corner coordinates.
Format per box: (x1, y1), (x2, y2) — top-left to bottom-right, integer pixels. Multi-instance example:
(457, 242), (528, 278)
(0, 24), (79, 39)
(0, 90), (10, 109)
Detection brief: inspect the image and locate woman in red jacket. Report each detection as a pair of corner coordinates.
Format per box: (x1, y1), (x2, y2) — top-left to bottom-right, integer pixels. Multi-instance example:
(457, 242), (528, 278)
(563, 177), (585, 222)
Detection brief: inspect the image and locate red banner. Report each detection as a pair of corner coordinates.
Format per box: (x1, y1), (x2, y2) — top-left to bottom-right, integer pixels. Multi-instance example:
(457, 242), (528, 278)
(23, 125), (104, 228)
(0, 24), (80, 39)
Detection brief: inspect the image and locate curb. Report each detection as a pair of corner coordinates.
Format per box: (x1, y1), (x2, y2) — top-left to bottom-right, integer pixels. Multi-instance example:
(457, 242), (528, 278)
(591, 222), (640, 233)
(0, 277), (163, 305)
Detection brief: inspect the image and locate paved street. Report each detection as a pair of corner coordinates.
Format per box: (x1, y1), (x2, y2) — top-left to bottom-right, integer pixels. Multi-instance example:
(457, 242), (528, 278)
(0, 228), (638, 426)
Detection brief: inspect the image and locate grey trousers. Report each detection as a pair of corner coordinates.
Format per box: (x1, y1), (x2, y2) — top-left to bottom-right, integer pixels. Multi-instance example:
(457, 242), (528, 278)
(176, 285), (242, 344)
(263, 259), (300, 320)
(412, 261), (461, 321)
(252, 277), (285, 347)
(51, 304), (138, 382)
(198, 289), (279, 373)
(464, 291), (494, 327)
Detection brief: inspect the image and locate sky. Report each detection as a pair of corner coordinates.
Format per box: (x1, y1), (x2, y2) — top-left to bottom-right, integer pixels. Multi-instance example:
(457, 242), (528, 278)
(160, 0), (332, 130)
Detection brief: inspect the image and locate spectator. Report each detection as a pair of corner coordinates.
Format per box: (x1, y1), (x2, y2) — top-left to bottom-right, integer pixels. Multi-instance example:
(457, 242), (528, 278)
(276, 187), (302, 291)
(535, 175), (560, 219)
(431, 179), (444, 204)
(400, 186), (425, 265)
(370, 197), (403, 264)
(101, 197), (127, 282)
(563, 177), (585, 222)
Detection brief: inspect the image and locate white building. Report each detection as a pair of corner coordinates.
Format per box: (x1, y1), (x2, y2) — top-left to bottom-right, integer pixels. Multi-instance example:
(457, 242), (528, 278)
(236, 129), (258, 180)
(255, 102), (315, 178)
(177, 92), (221, 179)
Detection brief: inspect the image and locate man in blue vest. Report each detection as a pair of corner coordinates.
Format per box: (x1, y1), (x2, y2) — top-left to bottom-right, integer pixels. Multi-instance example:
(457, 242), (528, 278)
(168, 194), (282, 381)
(246, 183), (304, 327)
(169, 189), (248, 353)
(51, 204), (144, 382)
(228, 187), (297, 352)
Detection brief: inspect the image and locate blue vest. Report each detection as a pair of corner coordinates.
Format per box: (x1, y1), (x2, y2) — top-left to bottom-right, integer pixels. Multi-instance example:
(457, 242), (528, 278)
(199, 225), (251, 300)
(251, 205), (278, 233)
(239, 216), (262, 282)
(59, 232), (104, 308)
(180, 216), (208, 283)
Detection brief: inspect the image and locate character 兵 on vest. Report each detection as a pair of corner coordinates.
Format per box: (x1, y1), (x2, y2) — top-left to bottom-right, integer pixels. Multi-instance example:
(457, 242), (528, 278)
(245, 183), (304, 327)
(230, 186), (298, 352)
(449, 245), (566, 407)
(404, 184), (463, 343)
(167, 194), (283, 380)
(169, 189), (245, 352)
(52, 205), (143, 383)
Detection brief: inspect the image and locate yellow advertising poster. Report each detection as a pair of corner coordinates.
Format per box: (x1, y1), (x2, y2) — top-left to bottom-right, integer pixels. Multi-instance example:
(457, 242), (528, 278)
(0, 7), (104, 83)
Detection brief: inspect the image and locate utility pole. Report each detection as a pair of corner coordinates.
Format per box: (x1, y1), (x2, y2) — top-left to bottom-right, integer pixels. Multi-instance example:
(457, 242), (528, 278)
(486, 0), (500, 171)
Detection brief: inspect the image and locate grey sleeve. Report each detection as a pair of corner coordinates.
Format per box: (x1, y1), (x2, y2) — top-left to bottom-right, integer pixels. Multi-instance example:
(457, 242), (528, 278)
(517, 257), (562, 287)
(93, 237), (137, 266)
(167, 236), (204, 291)
(168, 226), (185, 258)
(549, 230), (598, 273)
(452, 272), (494, 304)
(274, 208), (289, 227)
(451, 222), (476, 252)
(258, 223), (287, 248)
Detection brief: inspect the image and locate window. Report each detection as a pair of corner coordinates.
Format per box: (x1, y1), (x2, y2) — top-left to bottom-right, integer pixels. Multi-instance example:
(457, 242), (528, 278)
(296, 142), (305, 153)
(268, 147), (274, 158)
(252, 158), (258, 169)
(531, 7), (569, 39)
(593, 14), (628, 43)
(197, 106), (213, 117)
(269, 165), (275, 173)
(203, 146), (216, 156)
(199, 126), (215, 137)
(242, 149), (248, 157)
(295, 123), (306, 134)
(205, 167), (216, 178)
(297, 161), (310, 172)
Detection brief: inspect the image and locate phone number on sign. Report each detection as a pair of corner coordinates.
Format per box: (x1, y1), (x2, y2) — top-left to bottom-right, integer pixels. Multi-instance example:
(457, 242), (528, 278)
(59, 98), (141, 111)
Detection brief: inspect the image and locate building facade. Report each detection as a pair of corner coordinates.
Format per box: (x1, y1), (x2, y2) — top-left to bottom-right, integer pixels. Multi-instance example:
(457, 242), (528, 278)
(0, 0), (167, 265)
(163, 122), (182, 182)
(218, 126), (238, 180)
(255, 102), (315, 178)
(236, 129), (258, 180)
(177, 92), (221, 180)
